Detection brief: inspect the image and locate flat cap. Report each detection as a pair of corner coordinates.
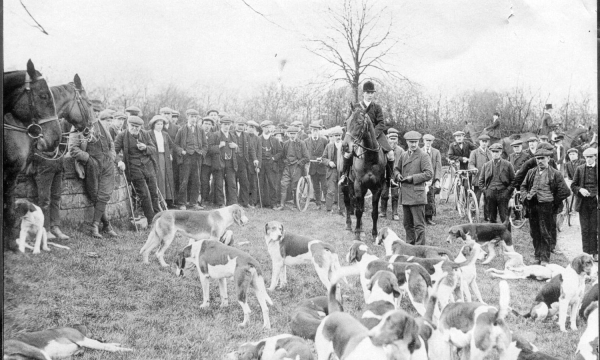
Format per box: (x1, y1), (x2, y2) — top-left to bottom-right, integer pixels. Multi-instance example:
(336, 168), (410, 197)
(125, 105), (141, 113)
(149, 115), (167, 128)
(387, 128), (400, 135)
(286, 126), (300, 133)
(489, 143), (503, 151)
(260, 120), (273, 128)
(172, 110), (180, 116)
(423, 134), (435, 141)
(220, 116), (233, 124)
(247, 120), (260, 128)
(553, 133), (565, 141)
(537, 142), (555, 151)
(159, 107), (173, 114)
(99, 110), (114, 120)
(453, 131), (465, 136)
(566, 148), (579, 155)
(534, 148), (554, 157)
(510, 139), (523, 146)
(127, 116), (144, 126)
(236, 117), (248, 125)
(539, 135), (549, 140)
(91, 99), (104, 112)
(404, 131), (422, 141)
(526, 136), (539, 142)
(186, 109), (199, 116)
(309, 121), (323, 129)
(273, 129), (284, 136)
(583, 148), (598, 157)
(201, 116), (215, 125)
(113, 111), (127, 119)
(478, 134), (491, 141)
(290, 121), (303, 127)
(206, 109), (219, 115)
(328, 126), (343, 135)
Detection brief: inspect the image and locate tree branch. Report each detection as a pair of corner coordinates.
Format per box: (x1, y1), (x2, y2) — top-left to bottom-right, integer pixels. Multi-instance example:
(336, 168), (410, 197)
(20, 0), (48, 35)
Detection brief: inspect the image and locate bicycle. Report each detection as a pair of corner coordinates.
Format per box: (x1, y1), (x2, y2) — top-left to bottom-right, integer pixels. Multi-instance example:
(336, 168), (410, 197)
(295, 160), (317, 212)
(452, 169), (480, 223)
(508, 191), (527, 229)
(440, 161), (458, 203)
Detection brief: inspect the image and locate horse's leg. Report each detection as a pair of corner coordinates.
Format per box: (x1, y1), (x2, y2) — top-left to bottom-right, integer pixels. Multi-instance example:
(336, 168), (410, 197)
(342, 181), (353, 231)
(354, 181), (365, 241)
(371, 187), (382, 241)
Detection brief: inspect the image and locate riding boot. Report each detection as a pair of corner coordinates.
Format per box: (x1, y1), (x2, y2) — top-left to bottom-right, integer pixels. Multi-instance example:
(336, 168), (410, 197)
(379, 198), (388, 218)
(101, 213), (118, 238)
(391, 198), (399, 220)
(90, 205), (104, 239)
(338, 156), (353, 185)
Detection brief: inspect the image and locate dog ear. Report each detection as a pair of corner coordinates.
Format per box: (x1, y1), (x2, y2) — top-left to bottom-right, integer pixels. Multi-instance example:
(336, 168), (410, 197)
(265, 222), (269, 234)
(391, 279), (403, 298)
(572, 256), (584, 274)
(256, 341), (266, 359)
(27, 201), (36, 213)
(280, 223), (285, 239)
(366, 278), (373, 291)
(402, 317), (421, 353)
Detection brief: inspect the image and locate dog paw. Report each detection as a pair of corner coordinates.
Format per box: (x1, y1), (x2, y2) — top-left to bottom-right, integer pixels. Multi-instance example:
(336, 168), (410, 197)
(32, 250), (40, 254)
(200, 303), (210, 309)
(263, 323), (271, 330)
(238, 322), (248, 328)
(220, 301), (229, 308)
(43, 247), (50, 251)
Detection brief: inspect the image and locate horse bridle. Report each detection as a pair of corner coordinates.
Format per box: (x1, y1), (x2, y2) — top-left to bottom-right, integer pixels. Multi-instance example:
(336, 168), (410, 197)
(346, 110), (380, 156)
(65, 83), (92, 139)
(4, 72), (59, 139)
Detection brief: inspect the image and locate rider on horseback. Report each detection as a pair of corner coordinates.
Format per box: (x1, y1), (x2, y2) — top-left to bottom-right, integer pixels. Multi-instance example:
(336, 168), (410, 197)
(338, 81), (395, 186)
(483, 111), (502, 139)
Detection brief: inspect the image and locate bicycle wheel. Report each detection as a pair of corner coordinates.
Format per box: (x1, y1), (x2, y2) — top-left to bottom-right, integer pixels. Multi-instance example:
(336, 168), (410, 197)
(296, 177), (311, 212)
(466, 190), (480, 223)
(440, 172), (452, 203)
(455, 185), (465, 217)
(509, 204), (527, 229)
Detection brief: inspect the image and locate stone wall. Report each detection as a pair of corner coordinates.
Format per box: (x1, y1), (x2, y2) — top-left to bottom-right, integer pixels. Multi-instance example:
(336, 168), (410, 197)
(14, 156), (132, 226)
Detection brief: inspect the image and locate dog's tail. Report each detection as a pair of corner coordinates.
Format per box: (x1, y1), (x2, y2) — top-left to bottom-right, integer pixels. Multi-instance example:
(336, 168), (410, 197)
(510, 308), (531, 319)
(424, 272), (448, 323)
(47, 242), (71, 250)
(252, 269), (273, 306)
(328, 265), (360, 314)
(329, 253), (348, 285)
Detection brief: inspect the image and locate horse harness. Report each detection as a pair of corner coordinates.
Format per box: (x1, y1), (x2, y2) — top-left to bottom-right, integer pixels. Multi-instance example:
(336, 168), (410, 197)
(346, 107), (380, 158)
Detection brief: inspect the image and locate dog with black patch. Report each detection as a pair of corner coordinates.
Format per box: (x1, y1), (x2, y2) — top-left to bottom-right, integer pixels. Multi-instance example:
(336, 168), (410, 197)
(13, 199), (71, 254)
(225, 334), (313, 360)
(580, 281), (598, 321)
(376, 227), (453, 259)
(289, 296), (332, 340)
(446, 216), (514, 264)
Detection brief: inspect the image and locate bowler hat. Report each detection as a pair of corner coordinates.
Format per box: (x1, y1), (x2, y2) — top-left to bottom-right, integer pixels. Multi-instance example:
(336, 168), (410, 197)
(149, 115), (167, 128)
(260, 120), (273, 128)
(478, 134), (490, 141)
(423, 134), (435, 141)
(534, 148), (554, 157)
(186, 109), (199, 116)
(201, 116), (215, 125)
(566, 148), (578, 155)
(583, 148), (598, 157)
(489, 143), (503, 152)
(159, 107), (173, 114)
(404, 131), (422, 141)
(127, 116), (144, 126)
(362, 81), (376, 92)
(286, 126), (300, 133)
(453, 131), (465, 137)
(99, 110), (114, 120)
(510, 139), (523, 147)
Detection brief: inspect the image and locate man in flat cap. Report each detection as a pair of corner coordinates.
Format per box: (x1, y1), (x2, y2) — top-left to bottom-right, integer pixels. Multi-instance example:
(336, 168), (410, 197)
(257, 121), (283, 208)
(199, 116), (216, 207)
(162, 109), (181, 202)
(394, 131), (433, 245)
(564, 148), (584, 181)
(207, 109), (220, 133)
(469, 134), (493, 221)
(233, 117), (256, 208)
(174, 109), (206, 210)
(380, 128), (404, 220)
(484, 111), (503, 139)
(207, 116), (239, 206)
(339, 81), (396, 189)
(246, 120), (262, 208)
(123, 105), (142, 131)
(98, 110), (114, 128)
(520, 145), (570, 265)
(109, 111), (127, 140)
(305, 121), (328, 210)
(522, 136), (539, 162)
(571, 147), (598, 261)
(552, 133), (565, 171)
(448, 131), (477, 170)
(509, 139), (528, 173)
(321, 126), (346, 215)
(275, 126), (309, 211)
(91, 99), (104, 119)
(479, 143), (515, 223)
(422, 133), (442, 225)
(115, 116), (160, 225)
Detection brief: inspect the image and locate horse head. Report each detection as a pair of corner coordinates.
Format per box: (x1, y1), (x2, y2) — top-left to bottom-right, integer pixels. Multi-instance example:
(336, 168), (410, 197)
(3, 60), (61, 152)
(345, 103), (377, 147)
(51, 74), (94, 135)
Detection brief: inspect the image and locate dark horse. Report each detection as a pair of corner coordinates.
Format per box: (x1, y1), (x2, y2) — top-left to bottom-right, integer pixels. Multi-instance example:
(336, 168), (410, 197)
(4, 60), (61, 249)
(51, 74), (94, 135)
(342, 104), (387, 241)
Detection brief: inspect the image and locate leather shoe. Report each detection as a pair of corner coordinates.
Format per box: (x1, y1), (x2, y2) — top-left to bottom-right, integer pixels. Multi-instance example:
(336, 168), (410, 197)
(426, 219), (436, 226)
(102, 223), (118, 238)
(192, 204), (205, 210)
(50, 226), (70, 240)
(90, 222), (103, 239)
(273, 205), (284, 211)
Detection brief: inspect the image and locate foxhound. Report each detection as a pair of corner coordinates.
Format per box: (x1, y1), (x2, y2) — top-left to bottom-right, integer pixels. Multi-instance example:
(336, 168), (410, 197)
(289, 296), (331, 341)
(575, 301), (599, 360)
(446, 217), (515, 264)
(376, 227), (453, 259)
(13, 199), (70, 254)
(485, 251), (565, 281)
(225, 334), (313, 360)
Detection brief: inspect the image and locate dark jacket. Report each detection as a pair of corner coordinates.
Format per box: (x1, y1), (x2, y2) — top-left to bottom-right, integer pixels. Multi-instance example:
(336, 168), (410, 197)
(520, 166), (571, 215)
(305, 136), (328, 175)
(564, 159), (585, 180)
(484, 119), (502, 139)
(114, 129), (157, 180)
(234, 131), (256, 164)
(207, 131), (238, 171)
(354, 101), (386, 137)
(247, 133), (262, 174)
(257, 135), (283, 172)
(571, 164), (597, 212)
(322, 142), (345, 177)
(478, 159), (515, 192)
(512, 157), (557, 190)
(164, 122), (180, 159)
(447, 141), (477, 170)
(282, 139), (309, 166)
(394, 148), (433, 206)
(174, 125), (208, 165)
(68, 120), (116, 179)
(509, 151), (529, 173)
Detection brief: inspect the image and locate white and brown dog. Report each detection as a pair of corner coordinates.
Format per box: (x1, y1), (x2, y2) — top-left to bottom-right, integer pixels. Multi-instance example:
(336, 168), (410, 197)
(485, 251), (565, 281)
(13, 199), (70, 254)
(225, 334), (314, 360)
(376, 227), (453, 259)
(431, 280), (512, 360)
(174, 239), (272, 329)
(264, 221), (343, 292)
(3, 325), (132, 360)
(575, 301), (599, 360)
(140, 204), (249, 267)
(289, 296), (331, 341)
(454, 242), (486, 303)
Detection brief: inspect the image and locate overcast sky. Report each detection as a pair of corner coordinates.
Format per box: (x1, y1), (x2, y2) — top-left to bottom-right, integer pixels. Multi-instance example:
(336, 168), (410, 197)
(5, 0), (597, 105)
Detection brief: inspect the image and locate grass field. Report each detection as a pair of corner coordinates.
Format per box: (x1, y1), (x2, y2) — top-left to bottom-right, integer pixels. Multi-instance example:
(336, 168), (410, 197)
(3, 199), (593, 359)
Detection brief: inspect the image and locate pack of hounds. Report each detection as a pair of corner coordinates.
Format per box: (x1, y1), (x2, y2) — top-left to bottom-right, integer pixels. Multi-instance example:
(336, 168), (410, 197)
(5, 201), (599, 360)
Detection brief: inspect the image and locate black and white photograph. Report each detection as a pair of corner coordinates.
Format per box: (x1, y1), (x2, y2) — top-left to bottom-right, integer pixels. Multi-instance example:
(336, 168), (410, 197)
(3, 0), (598, 359)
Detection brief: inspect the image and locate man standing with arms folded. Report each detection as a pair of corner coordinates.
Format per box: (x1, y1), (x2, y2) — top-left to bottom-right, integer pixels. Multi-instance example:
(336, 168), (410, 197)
(380, 128), (404, 220)
(469, 134), (492, 221)
(571, 148), (598, 261)
(305, 121), (328, 210)
(274, 126), (309, 211)
(258, 121), (283, 209)
(246, 120), (262, 208)
(394, 131), (433, 245)
(233, 117), (255, 208)
(479, 143), (515, 223)
(422, 133), (442, 225)
(448, 130), (477, 170)
(174, 109), (205, 210)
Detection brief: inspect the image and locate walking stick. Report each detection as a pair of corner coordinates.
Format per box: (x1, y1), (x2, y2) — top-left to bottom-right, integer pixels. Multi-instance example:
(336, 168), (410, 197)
(157, 188), (169, 212)
(256, 168), (263, 208)
(121, 170), (139, 233)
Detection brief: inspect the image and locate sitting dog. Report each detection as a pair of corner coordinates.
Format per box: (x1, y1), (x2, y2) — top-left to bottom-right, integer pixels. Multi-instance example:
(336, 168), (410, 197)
(485, 250), (565, 281)
(140, 204), (249, 266)
(264, 221), (343, 292)
(225, 334), (313, 360)
(14, 199), (70, 254)
(453, 241), (486, 303)
(446, 216), (514, 264)
(174, 239), (272, 329)
(575, 301), (599, 360)
(431, 281), (512, 360)
(513, 254), (594, 332)
(3, 325), (132, 359)
(289, 296), (331, 340)
(376, 227), (453, 258)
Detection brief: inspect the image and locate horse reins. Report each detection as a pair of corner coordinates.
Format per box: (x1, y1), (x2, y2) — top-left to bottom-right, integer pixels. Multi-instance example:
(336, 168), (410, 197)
(346, 109), (380, 158)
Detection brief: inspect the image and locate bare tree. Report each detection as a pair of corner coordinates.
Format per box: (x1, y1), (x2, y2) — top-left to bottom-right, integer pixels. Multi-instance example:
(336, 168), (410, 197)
(306, 0), (406, 102)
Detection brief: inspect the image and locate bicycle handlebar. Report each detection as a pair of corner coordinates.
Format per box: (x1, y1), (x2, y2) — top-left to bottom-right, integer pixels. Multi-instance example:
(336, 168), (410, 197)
(456, 169), (478, 174)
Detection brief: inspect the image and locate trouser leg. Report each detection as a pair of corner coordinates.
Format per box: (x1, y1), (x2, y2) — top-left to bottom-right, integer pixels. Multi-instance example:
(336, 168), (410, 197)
(474, 186), (487, 220)
(172, 158), (180, 200)
(411, 205), (426, 245)
(403, 205), (416, 245)
(311, 173), (325, 205)
(212, 169), (225, 206)
(259, 163), (271, 208)
(269, 167), (279, 206)
(131, 178), (155, 221)
(224, 162), (238, 206)
(34, 163), (55, 229)
(425, 189), (435, 221)
(94, 159), (115, 222)
(529, 201), (542, 258)
(581, 197), (599, 255)
(236, 160), (249, 207)
(325, 172), (337, 211)
(188, 156), (200, 206)
(200, 164), (212, 205)
(391, 186), (399, 217)
(177, 156), (192, 206)
(380, 182), (389, 216)
(48, 167), (62, 228)
(279, 166), (293, 205)
(487, 189), (499, 224)
(497, 188), (511, 223)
